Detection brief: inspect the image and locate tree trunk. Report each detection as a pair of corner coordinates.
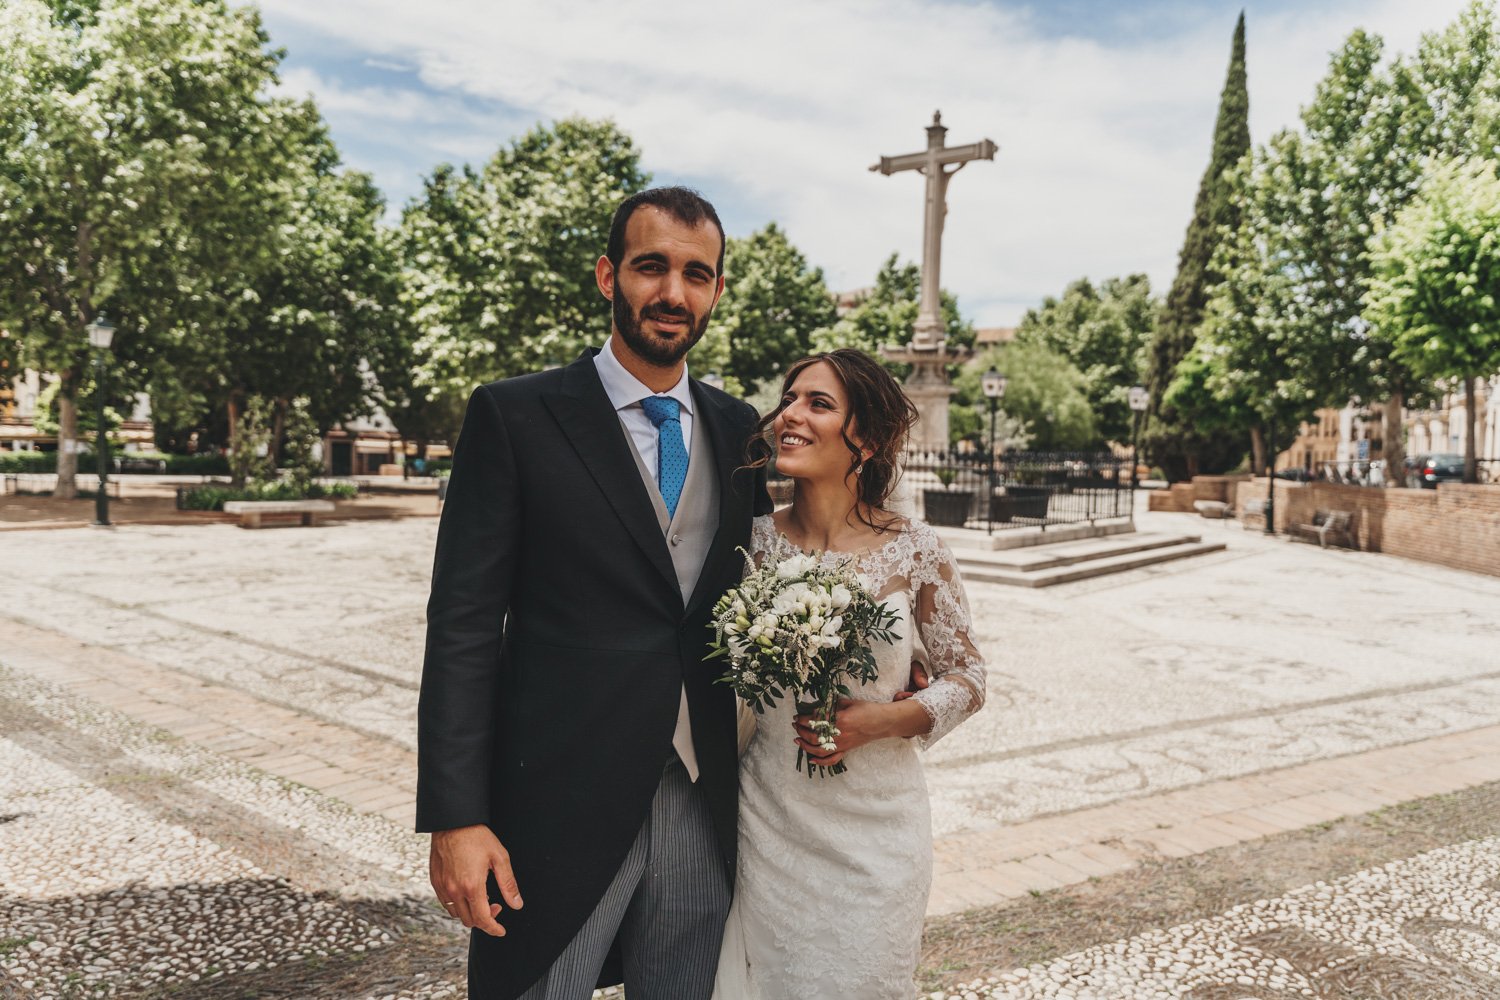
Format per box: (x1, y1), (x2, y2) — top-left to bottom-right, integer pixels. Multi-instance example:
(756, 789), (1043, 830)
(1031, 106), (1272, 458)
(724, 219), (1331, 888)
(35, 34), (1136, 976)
(227, 391), (244, 488)
(1465, 376), (1479, 484)
(1382, 392), (1406, 488)
(1249, 425), (1266, 476)
(400, 437), (410, 480)
(55, 377), (79, 500)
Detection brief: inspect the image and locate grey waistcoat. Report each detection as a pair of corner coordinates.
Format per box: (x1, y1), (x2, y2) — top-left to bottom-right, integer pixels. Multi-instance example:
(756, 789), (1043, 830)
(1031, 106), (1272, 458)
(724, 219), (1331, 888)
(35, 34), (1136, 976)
(621, 404), (720, 777)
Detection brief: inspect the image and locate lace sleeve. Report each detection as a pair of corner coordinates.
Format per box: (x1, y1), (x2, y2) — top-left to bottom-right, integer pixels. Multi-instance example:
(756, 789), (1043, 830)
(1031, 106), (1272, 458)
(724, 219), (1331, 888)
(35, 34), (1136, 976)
(908, 523), (986, 749)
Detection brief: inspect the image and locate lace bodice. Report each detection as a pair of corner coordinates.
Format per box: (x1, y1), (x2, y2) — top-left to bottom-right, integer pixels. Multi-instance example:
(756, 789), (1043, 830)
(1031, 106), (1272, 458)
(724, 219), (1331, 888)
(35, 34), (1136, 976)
(748, 515), (986, 749)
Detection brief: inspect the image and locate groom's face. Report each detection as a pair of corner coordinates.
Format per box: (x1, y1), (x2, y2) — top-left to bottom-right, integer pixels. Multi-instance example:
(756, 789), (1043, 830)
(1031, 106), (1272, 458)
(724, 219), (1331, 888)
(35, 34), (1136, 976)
(597, 206), (725, 367)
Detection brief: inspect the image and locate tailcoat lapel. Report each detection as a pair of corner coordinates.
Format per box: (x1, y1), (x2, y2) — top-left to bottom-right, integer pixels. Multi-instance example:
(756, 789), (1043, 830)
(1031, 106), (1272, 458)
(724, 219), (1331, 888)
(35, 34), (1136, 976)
(542, 351), (681, 600)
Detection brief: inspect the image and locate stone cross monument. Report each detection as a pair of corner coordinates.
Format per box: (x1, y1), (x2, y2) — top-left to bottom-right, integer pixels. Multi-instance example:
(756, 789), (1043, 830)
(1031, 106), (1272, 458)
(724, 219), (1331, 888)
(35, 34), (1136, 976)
(871, 111), (997, 451)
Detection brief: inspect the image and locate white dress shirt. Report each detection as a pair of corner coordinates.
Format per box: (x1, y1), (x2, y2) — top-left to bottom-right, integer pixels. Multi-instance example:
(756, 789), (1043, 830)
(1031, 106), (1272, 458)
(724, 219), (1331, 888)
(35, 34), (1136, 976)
(594, 337), (694, 473)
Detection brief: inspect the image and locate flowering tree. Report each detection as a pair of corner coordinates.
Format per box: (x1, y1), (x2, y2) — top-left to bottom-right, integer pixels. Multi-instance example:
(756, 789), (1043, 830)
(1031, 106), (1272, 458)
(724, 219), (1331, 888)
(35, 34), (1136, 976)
(0, 0), (290, 497)
(1366, 158), (1500, 483)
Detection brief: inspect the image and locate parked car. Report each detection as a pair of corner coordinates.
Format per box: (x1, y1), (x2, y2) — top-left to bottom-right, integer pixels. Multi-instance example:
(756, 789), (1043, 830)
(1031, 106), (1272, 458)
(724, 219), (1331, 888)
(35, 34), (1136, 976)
(1405, 452), (1464, 488)
(1274, 467), (1315, 482)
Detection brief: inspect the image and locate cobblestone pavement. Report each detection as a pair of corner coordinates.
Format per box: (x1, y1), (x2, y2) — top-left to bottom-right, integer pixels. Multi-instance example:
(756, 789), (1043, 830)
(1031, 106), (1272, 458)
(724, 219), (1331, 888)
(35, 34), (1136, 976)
(933, 833), (1500, 999)
(1, 509), (1498, 997)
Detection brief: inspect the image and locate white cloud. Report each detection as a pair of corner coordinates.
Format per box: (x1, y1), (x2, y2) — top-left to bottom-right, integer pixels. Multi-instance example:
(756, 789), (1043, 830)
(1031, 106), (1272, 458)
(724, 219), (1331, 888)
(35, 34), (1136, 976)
(257, 0), (1473, 325)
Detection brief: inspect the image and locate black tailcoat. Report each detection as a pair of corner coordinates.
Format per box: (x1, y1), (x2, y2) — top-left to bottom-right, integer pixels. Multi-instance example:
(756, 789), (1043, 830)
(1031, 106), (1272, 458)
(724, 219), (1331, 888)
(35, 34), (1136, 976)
(416, 350), (770, 998)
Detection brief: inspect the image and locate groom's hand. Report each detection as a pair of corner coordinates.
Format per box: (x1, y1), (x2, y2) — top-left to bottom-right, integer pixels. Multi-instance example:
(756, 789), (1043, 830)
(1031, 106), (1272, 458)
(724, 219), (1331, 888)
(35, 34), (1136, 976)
(430, 824), (523, 937)
(893, 655), (931, 702)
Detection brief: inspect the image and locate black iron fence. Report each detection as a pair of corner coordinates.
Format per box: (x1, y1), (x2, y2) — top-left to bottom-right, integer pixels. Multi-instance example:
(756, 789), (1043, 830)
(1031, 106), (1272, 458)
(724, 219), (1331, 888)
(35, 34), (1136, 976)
(902, 450), (1134, 532)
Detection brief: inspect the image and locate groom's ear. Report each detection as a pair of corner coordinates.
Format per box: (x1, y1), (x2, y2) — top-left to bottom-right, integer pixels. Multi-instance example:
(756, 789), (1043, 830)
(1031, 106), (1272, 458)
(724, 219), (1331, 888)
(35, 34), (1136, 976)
(596, 255), (616, 301)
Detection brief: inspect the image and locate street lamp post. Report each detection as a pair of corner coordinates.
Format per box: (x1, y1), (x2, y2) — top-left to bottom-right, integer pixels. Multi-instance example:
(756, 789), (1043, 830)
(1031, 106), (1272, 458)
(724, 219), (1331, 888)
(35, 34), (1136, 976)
(1128, 385), (1149, 490)
(86, 314), (116, 527)
(981, 367), (1007, 535)
(1264, 420), (1276, 536)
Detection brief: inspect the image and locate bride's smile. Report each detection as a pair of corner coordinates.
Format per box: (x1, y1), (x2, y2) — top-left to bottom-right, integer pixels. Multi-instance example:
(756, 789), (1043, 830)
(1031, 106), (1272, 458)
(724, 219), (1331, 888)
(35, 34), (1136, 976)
(771, 361), (865, 483)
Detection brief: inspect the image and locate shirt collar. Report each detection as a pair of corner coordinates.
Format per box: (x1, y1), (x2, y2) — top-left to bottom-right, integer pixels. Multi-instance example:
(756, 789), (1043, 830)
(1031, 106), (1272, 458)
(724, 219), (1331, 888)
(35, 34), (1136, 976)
(595, 337), (695, 416)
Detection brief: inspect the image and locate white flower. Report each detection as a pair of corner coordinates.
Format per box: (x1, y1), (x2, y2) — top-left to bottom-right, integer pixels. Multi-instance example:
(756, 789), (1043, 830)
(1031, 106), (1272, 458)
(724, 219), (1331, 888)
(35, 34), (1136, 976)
(771, 583), (811, 616)
(829, 584), (852, 610)
(775, 553), (818, 580)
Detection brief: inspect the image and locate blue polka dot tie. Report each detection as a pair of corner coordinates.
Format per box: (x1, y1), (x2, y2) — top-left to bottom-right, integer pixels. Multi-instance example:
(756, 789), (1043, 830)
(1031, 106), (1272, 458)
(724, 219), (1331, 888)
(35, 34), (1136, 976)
(640, 396), (688, 519)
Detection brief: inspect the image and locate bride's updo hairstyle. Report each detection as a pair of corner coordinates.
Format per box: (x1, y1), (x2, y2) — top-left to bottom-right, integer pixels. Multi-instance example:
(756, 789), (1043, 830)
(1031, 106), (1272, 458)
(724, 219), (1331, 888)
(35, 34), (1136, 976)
(746, 348), (919, 533)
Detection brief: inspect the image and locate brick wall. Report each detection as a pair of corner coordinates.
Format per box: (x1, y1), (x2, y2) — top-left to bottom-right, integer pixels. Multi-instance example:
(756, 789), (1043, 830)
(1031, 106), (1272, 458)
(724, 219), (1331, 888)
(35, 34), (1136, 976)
(1149, 475), (1250, 513)
(1231, 479), (1500, 579)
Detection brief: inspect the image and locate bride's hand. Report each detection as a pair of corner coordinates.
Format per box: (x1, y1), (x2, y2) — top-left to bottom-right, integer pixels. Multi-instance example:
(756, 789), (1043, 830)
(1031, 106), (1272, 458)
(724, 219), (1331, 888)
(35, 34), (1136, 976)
(793, 697), (863, 767)
(795, 696), (936, 766)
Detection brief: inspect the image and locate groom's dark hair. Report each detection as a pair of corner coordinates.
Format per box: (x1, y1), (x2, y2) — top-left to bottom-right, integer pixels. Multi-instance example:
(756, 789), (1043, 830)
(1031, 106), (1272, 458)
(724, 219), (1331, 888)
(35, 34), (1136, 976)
(607, 186), (726, 277)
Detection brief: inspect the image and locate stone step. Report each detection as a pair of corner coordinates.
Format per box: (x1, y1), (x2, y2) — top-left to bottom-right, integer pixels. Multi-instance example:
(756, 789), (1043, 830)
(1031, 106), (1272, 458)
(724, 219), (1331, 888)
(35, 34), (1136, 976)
(933, 519), (1136, 551)
(958, 539), (1228, 588)
(956, 531), (1202, 572)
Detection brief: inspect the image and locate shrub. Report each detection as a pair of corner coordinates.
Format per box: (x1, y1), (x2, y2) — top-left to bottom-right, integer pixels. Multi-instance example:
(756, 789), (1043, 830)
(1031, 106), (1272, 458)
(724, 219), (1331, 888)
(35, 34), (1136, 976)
(164, 453), (230, 476)
(177, 478), (359, 511)
(0, 451), (56, 473)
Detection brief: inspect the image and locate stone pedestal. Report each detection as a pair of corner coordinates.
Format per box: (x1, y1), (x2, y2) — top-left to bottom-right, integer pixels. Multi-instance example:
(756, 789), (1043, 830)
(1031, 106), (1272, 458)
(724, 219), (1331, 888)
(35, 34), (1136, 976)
(883, 340), (969, 452)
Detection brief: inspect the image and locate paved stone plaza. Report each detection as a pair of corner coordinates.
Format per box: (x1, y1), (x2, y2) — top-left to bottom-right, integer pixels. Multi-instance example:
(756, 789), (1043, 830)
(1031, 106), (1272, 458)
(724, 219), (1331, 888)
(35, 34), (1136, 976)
(2, 506), (1499, 997)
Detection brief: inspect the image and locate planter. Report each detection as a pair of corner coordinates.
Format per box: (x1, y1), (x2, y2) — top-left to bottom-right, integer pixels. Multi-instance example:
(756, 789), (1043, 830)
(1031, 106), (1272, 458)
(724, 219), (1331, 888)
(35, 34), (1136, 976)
(923, 489), (974, 527)
(990, 486), (1050, 522)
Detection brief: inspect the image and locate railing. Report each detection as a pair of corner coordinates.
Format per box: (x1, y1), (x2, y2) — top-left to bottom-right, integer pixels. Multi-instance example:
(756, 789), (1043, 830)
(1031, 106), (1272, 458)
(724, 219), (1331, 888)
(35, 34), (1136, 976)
(901, 450), (1134, 533)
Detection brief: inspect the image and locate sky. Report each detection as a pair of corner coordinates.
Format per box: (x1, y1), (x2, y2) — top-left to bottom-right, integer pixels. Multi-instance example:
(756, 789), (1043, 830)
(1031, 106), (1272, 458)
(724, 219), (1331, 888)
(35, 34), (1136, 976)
(255, 0), (1475, 328)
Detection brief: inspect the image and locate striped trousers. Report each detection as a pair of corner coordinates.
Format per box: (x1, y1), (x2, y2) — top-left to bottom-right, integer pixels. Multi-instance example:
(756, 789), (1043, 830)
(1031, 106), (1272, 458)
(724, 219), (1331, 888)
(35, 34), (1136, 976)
(514, 758), (731, 1000)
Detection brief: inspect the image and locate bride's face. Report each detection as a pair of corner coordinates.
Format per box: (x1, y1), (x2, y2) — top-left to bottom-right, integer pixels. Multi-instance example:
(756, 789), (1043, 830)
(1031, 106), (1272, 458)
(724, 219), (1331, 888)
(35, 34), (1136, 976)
(772, 361), (868, 484)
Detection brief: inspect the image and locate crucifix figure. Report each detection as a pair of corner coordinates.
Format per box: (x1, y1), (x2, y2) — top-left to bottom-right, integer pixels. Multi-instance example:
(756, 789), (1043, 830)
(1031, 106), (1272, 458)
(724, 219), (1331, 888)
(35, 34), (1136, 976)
(871, 110), (997, 350)
(871, 111), (997, 450)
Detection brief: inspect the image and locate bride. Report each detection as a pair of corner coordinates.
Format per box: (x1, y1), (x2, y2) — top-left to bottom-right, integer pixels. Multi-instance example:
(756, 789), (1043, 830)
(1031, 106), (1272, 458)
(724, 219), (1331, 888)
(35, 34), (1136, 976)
(713, 348), (987, 999)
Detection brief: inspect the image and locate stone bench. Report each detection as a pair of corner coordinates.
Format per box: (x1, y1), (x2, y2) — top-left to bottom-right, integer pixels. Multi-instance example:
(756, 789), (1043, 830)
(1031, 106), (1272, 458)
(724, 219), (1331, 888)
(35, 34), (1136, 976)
(222, 499), (336, 529)
(1193, 499), (1230, 519)
(1289, 509), (1355, 550)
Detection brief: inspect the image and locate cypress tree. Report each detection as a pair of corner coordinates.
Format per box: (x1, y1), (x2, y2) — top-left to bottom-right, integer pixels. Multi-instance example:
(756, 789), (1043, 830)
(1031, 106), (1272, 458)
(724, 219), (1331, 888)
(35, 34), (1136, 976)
(1143, 12), (1251, 480)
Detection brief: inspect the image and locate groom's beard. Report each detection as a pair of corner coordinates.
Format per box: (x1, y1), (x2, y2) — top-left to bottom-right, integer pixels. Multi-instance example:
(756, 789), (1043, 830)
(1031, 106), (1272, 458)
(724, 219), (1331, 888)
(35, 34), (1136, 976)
(613, 286), (711, 367)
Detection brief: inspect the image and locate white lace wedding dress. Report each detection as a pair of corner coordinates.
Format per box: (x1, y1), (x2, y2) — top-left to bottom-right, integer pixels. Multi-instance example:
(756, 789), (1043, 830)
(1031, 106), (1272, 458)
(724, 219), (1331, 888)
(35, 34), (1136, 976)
(712, 516), (987, 1000)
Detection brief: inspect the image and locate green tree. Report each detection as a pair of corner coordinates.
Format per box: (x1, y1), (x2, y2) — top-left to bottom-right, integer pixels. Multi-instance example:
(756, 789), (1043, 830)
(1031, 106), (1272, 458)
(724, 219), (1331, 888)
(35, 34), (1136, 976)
(701, 223), (836, 392)
(1189, 132), (1350, 475)
(402, 119), (650, 402)
(956, 344), (1095, 451)
(217, 128), (395, 463)
(1191, 5), (1500, 485)
(1014, 274), (1155, 444)
(0, 0), (290, 497)
(1142, 12), (1251, 479)
(811, 254), (974, 366)
(1366, 158), (1500, 483)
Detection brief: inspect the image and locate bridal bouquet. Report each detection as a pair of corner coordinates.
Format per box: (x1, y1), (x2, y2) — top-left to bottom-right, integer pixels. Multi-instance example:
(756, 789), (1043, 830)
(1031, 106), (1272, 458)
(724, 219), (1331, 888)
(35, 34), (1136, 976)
(706, 549), (901, 777)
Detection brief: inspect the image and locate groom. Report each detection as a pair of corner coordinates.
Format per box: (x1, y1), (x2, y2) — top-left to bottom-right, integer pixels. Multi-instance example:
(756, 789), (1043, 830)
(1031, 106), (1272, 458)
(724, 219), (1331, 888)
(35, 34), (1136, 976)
(417, 186), (770, 999)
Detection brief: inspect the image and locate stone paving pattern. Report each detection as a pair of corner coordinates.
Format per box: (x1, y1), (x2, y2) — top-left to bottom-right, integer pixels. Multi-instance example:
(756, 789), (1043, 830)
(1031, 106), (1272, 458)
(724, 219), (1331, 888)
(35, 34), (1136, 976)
(935, 834), (1500, 998)
(2, 505), (1499, 996)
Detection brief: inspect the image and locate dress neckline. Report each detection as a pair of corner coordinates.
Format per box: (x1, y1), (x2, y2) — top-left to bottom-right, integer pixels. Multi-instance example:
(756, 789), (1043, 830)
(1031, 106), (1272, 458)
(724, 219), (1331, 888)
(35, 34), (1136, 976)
(759, 513), (911, 561)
